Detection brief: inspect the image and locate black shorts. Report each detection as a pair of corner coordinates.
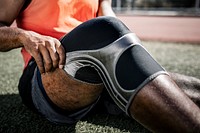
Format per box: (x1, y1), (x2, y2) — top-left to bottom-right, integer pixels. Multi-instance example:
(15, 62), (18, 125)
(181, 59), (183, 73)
(18, 58), (37, 112)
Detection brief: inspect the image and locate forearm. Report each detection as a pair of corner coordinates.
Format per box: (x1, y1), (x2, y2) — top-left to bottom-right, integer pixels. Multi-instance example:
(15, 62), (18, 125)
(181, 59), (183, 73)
(0, 26), (24, 51)
(97, 0), (116, 17)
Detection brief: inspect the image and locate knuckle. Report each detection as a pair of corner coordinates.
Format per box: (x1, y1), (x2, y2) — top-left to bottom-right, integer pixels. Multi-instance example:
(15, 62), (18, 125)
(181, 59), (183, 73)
(37, 59), (43, 64)
(58, 47), (65, 56)
(31, 49), (39, 56)
(47, 40), (57, 51)
(54, 38), (60, 44)
(53, 55), (59, 62)
(44, 40), (51, 47)
(35, 60), (43, 67)
(45, 60), (52, 66)
(45, 63), (52, 72)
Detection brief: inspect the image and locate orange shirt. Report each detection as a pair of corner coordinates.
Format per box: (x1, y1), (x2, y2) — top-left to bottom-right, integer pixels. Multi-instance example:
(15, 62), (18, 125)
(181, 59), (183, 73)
(17, 0), (99, 67)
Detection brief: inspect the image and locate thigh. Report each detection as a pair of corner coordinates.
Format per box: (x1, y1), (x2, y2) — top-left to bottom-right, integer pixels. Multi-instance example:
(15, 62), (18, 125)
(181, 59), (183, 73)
(41, 68), (104, 112)
(31, 67), (105, 124)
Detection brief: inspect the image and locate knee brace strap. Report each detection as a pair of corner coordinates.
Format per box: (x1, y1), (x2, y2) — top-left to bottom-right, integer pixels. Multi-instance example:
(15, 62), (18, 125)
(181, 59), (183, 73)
(60, 17), (167, 116)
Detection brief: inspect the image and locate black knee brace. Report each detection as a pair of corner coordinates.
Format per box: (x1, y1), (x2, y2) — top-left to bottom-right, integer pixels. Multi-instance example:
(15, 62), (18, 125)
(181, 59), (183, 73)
(60, 16), (167, 116)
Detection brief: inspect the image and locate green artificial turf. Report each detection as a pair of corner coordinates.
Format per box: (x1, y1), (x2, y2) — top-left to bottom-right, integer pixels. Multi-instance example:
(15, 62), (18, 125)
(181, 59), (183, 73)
(0, 41), (199, 133)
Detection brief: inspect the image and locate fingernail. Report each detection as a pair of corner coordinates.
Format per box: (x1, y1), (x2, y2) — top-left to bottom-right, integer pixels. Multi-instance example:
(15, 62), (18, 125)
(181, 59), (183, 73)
(59, 65), (64, 69)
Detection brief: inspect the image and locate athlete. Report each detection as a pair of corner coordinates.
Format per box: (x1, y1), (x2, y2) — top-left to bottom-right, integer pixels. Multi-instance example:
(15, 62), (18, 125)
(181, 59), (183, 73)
(0, 0), (200, 132)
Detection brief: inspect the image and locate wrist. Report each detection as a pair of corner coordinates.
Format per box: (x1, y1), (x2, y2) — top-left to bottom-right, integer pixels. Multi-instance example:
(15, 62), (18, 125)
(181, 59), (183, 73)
(18, 28), (29, 47)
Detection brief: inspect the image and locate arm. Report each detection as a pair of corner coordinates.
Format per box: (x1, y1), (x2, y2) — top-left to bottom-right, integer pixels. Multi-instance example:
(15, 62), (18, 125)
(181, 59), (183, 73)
(0, 0), (65, 73)
(0, 26), (23, 51)
(97, 0), (116, 17)
(0, 0), (25, 51)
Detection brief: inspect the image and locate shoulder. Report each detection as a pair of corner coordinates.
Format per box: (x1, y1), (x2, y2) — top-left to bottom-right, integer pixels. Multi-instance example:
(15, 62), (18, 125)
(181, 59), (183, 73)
(0, 0), (28, 26)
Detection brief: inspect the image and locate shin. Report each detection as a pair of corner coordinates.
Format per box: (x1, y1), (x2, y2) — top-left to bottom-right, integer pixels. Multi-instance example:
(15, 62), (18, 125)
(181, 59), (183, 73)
(129, 75), (200, 132)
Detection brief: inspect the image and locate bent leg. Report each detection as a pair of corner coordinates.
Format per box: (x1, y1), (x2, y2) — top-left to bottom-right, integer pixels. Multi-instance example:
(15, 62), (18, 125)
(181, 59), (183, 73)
(129, 74), (200, 132)
(57, 16), (200, 129)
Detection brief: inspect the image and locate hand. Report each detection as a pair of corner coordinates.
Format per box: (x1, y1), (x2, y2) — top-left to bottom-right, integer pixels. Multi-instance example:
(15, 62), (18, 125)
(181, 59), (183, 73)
(20, 30), (66, 73)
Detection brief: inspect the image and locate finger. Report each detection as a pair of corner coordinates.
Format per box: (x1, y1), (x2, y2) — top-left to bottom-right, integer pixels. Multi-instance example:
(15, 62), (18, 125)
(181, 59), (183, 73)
(33, 52), (45, 74)
(39, 44), (53, 72)
(55, 40), (66, 69)
(47, 40), (59, 68)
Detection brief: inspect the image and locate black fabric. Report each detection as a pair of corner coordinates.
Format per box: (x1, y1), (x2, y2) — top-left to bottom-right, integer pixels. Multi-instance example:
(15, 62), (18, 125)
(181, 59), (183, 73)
(60, 16), (131, 83)
(60, 16), (131, 52)
(21, 0), (32, 12)
(18, 58), (37, 111)
(116, 45), (165, 90)
(75, 66), (102, 84)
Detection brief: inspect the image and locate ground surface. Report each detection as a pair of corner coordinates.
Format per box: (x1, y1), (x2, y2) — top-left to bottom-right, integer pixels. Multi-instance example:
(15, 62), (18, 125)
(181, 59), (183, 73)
(0, 41), (200, 133)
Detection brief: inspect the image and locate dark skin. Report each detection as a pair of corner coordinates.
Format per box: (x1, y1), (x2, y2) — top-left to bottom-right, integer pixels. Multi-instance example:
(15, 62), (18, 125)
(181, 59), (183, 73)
(42, 68), (104, 111)
(170, 72), (200, 107)
(130, 75), (200, 132)
(0, 0), (200, 132)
